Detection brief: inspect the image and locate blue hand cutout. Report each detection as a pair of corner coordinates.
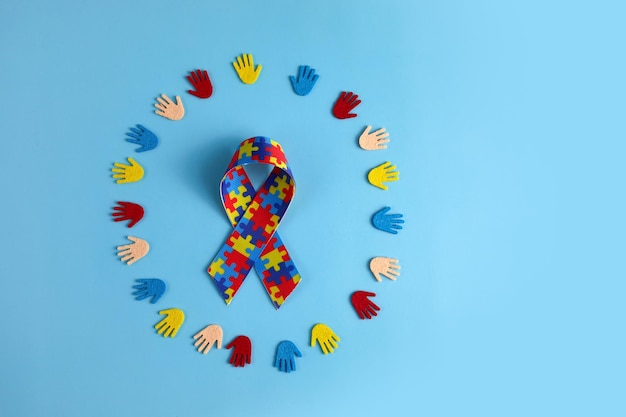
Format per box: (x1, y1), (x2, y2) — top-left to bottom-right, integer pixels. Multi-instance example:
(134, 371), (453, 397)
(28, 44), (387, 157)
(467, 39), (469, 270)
(274, 340), (302, 373)
(125, 124), (159, 152)
(372, 206), (405, 234)
(289, 65), (319, 96)
(132, 278), (166, 304)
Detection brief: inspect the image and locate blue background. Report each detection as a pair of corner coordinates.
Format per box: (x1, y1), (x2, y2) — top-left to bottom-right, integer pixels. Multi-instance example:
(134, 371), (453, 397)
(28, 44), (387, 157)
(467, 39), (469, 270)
(1, 0), (624, 416)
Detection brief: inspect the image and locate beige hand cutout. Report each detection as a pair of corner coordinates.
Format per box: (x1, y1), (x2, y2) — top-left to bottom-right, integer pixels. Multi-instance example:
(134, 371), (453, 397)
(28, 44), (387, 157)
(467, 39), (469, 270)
(117, 236), (149, 265)
(193, 324), (223, 354)
(359, 126), (390, 150)
(154, 94), (185, 120)
(369, 257), (401, 282)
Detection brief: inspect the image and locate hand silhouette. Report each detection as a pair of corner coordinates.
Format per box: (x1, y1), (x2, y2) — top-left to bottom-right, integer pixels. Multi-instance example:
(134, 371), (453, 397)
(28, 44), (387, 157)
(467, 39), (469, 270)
(193, 324), (223, 354)
(233, 54), (262, 84)
(310, 323), (340, 354)
(359, 126), (389, 150)
(154, 94), (185, 120)
(132, 278), (165, 303)
(289, 65), (319, 96)
(117, 236), (150, 265)
(186, 69), (213, 99)
(112, 201), (144, 228)
(351, 291), (380, 319)
(368, 161), (399, 190)
(125, 124), (158, 152)
(332, 91), (361, 119)
(274, 340), (302, 373)
(154, 308), (185, 338)
(369, 257), (400, 282)
(226, 335), (252, 367)
(112, 157), (144, 184)
(372, 206), (404, 234)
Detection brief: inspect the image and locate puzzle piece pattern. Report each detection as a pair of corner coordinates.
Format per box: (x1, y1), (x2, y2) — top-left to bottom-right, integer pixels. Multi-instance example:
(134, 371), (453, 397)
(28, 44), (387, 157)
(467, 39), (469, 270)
(228, 137), (293, 178)
(208, 137), (301, 308)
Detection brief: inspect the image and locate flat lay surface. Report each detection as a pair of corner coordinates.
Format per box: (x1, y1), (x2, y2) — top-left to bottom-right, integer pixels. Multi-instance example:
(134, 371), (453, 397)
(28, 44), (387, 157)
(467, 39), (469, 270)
(1, 1), (625, 416)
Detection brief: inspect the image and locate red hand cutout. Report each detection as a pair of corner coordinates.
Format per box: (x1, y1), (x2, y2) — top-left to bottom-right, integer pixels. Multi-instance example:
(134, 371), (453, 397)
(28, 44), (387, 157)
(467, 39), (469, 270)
(112, 201), (144, 228)
(186, 69), (213, 99)
(226, 335), (252, 367)
(351, 291), (380, 319)
(332, 91), (361, 119)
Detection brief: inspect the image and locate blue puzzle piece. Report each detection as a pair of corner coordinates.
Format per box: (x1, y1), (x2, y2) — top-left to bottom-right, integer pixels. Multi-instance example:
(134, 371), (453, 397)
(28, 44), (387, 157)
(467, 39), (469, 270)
(222, 175), (243, 197)
(214, 276), (232, 300)
(272, 198), (290, 215)
(263, 261), (296, 286)
(238, 218), (269, 247)
(257, 186), (288, 216)
(253, 137), (273, 161)
(213, 251), (242, 285)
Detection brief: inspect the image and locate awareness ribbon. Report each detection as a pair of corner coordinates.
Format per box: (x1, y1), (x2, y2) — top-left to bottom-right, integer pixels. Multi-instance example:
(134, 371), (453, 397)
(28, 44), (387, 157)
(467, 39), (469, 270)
(208, 137), (301, 309)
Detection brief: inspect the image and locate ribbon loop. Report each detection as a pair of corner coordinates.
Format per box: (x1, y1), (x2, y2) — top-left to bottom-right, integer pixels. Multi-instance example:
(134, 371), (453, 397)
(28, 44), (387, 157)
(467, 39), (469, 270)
(208, 137), (301, 309)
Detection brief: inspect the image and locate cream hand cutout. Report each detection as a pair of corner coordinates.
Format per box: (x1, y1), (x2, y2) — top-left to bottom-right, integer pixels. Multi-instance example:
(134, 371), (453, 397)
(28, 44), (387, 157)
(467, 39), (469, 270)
(369, 257), (401, 282)
(193, 324), (223, 354)
(117, 236), (149, 265)
(359, 126), (390, 150)
(154, 94), (185, 120)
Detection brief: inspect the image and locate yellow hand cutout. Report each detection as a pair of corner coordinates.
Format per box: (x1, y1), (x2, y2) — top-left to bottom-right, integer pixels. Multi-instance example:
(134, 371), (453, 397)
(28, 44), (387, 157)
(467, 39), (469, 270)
(155, 308), (185, 338)
(154, 94), (185, 120)
(369, 257), (401, 282)
(112, 157), (144, 184)
(310, 323), (340, 354)
(233, 53), (262, 84)
(367, 161), (399, 190)
(117, 236), (149, 265)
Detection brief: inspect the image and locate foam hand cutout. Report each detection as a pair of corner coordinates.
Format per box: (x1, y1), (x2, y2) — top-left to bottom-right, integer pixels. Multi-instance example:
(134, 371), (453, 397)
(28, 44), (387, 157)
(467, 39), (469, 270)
(369, 257), (400, 282)
(193, 324), (223, 354)
(186, 69), (213, 99)
(226, 335), (252, 367)
(132, 278), (165, 304)
(368, 161), (399, 190)
(233, 54), (262, 85)
(359, 126), (389, 150)
(154, 308), (185, 338)
(112, 157), (144, 184)
(117, 236), (150, 265)
(154, 94), (185, 120)
(310, 323), (340, 354)
(274, 340), (302, 373)
(125, 124), (158, 152)
(351, 291), (380, 319)
(332, 91), (361, 119)
(112, 201), (144, 228)
(290, 65), (319, 96)
(372, 206), (404, 234)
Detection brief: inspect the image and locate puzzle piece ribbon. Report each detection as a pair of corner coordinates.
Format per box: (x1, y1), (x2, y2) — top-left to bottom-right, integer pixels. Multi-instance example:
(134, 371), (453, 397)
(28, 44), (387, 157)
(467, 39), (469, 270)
(208, 137), (301, 309)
